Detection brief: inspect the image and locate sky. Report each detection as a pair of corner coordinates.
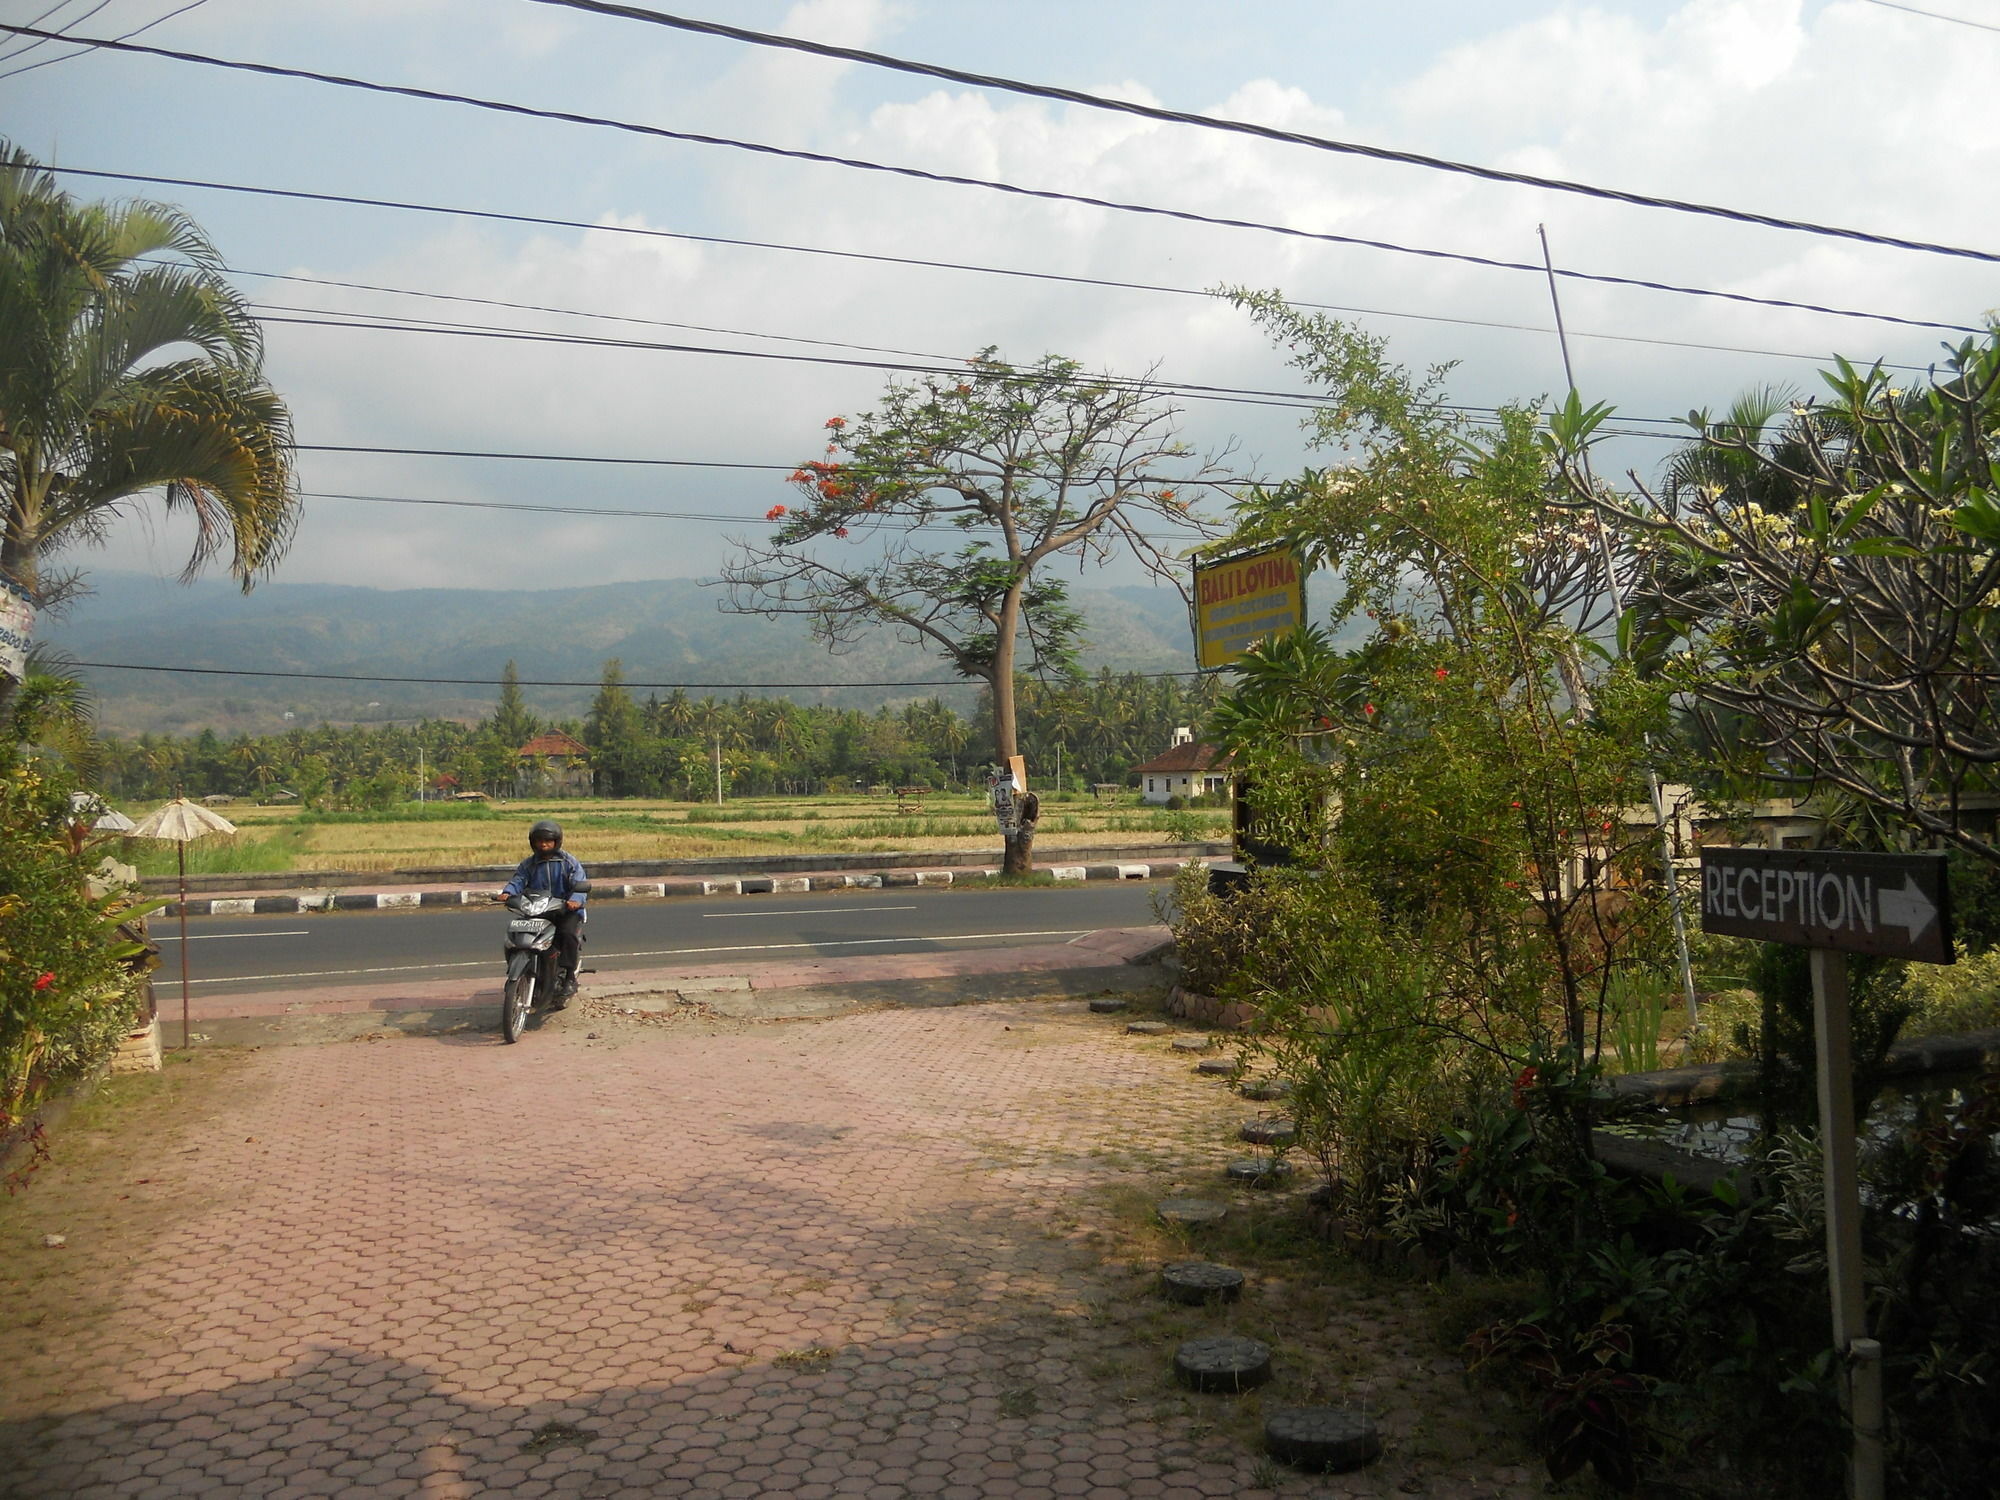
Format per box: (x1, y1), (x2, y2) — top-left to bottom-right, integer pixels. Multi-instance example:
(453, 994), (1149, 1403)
(6, 0), (1998, 616)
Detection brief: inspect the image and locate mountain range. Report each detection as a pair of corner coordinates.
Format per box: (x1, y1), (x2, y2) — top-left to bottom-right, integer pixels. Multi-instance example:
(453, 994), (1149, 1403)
(48, 573), (1206, 736)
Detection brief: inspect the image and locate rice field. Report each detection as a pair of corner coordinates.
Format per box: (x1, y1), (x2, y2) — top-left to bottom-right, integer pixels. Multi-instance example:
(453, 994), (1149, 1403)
(113, 793), (1230, 876)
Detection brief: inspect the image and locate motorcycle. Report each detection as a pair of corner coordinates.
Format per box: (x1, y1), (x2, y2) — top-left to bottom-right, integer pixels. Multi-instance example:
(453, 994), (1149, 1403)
(498, 880), (589, 1043)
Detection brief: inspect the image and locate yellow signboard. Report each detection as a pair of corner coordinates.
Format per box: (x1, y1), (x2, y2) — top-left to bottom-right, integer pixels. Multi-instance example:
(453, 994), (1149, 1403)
(1193, 546), (1307, 669)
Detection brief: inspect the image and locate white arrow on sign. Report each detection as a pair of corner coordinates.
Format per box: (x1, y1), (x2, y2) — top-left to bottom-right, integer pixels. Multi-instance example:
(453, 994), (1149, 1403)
(1878, 876), (1939, 942)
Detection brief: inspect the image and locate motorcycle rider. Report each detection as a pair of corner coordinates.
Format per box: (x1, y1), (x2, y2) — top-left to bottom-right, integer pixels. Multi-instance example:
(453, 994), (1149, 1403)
(496, 819), (588, 1005)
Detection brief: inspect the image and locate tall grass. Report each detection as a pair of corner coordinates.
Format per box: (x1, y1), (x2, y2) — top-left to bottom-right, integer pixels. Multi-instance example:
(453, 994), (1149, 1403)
(124, 833), (300, 877)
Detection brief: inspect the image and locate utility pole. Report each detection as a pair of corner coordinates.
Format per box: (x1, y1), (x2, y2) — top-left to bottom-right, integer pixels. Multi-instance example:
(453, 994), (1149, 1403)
(713, 734), (723, 805)
(1538, 223), (1699, 1027)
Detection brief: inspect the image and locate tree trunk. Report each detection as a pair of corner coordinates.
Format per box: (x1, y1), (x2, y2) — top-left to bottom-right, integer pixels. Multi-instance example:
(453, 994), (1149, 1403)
(1003, 826), (1035, 877)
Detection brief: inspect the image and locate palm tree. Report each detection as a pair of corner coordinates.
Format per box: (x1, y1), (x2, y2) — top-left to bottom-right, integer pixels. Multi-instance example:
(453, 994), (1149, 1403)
(0, 143), (298, 701)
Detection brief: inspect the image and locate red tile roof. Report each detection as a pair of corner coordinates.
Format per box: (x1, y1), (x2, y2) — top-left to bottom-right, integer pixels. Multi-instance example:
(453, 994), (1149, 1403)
(516, 730), (589, 758)
(1131, 741), (1233, 775)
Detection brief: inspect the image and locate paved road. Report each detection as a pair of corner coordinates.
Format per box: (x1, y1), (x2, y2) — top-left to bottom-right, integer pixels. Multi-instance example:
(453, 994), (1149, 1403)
(159, 883), (1170, 994)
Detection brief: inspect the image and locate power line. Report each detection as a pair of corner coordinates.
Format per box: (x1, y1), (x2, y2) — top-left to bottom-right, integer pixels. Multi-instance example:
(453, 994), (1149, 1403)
(527, 0), (2000, 266)
(215, 258), (1936, 372)
(0, 0), (204, 82)
(68, 658), (1204, 689)
(257, 303), (1478, 419)
(301, 488), (1216, 537)
(1856, 0), (2000, 32)
(48, 164), (1985, 338)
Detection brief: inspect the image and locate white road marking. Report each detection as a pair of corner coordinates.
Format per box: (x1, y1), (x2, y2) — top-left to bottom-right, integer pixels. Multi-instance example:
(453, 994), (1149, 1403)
(702, 905), (917, 919)
(187, 928), (1095, 984)
(155, 930), (310, 942)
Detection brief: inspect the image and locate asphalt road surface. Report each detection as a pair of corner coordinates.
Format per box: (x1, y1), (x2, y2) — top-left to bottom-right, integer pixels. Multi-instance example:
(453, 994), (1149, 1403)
(158, 882), (1172, 994)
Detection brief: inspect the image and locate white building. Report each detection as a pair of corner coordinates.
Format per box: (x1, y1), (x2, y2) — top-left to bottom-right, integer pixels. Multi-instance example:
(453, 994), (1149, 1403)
(1131, 727), (1234, 804)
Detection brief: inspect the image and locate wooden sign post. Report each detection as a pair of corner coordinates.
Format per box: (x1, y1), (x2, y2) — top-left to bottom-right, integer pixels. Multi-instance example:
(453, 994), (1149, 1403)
(1700, 846), (1954, 1500)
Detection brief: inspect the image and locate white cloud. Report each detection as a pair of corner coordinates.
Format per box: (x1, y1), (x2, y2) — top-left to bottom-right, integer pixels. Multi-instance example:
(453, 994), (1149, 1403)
(38, 0), (2000, 597)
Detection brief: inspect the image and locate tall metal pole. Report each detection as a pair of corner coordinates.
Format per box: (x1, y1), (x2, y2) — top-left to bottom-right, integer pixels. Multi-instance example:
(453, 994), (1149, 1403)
(1537, 225), (1700, 1026)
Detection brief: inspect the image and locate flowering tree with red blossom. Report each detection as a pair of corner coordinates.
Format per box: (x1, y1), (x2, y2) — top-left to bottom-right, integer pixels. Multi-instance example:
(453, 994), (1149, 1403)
(721, 348), (1227, 871)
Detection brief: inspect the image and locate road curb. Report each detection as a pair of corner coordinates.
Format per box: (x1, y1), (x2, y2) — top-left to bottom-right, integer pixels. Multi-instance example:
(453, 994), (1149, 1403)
(165, 857), (1204, 917)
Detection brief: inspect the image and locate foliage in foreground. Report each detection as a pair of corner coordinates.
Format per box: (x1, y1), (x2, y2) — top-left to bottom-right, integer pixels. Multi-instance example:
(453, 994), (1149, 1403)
(1168, 302), (2000, 1494)
(0, 752), (152, 1130)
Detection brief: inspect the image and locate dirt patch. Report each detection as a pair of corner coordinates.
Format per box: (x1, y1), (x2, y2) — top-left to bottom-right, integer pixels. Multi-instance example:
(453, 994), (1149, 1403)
(0, 1049), (263, 1421)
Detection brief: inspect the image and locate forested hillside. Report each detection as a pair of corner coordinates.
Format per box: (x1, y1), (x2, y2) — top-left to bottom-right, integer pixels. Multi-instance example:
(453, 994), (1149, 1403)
(54, 574), (1206, 735)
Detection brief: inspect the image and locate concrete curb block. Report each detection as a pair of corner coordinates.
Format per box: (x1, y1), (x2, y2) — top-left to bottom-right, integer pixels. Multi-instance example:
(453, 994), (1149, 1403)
(165, 857), (1205, 917)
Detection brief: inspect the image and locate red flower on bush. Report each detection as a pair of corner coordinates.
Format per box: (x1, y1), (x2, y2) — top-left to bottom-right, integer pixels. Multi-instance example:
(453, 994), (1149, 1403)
(834, 527), (849, 538)
(1363, 702), (1377, 717)
(824, 416), (847, 430)
(34, 972), (55, 991)
(765, 505), (787, 521)
(1435, 667), (1449, 680)
(1512, 1064), (1539, 1109)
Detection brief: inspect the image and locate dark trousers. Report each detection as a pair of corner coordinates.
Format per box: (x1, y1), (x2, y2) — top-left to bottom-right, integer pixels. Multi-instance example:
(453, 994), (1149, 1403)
(552, 908), (584, 976)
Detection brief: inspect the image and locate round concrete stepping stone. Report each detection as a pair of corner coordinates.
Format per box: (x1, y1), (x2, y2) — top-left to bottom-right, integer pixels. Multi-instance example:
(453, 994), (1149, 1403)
(1194, 1057), (1237, 1076)
(1156, 1197), (1228, 1226)
(1088, 997), (1129, 1013)
(1226, 1157), (1293, 1186)
(1264, 1407), (1382, 1473)
(1159, 1261), (1245, 1305)
(1170, 1034), (1214, 1053)
(1239, 1078), (1293, 1101)
(1126, 1020), (1172, 1036)
(1239, 1117), (1297, 1147)
(1174, 1336), (1273, 1393)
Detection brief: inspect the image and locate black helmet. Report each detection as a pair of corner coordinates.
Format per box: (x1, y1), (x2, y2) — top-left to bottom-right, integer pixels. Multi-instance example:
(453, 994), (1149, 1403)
(528, 820), (563, 851)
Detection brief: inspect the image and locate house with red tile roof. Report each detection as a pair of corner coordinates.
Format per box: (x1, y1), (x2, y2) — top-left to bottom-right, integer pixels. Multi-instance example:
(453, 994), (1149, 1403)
(515, 729), (592, 798)
(1131, 728), (1234, 804)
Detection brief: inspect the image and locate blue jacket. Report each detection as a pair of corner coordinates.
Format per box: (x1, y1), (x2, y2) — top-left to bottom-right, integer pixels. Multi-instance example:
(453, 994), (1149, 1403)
(502, 850), (588, 906)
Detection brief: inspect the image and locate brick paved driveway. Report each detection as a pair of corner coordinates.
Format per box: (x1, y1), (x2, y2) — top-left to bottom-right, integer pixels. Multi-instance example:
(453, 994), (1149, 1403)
(2, 1001), (1537, 1499)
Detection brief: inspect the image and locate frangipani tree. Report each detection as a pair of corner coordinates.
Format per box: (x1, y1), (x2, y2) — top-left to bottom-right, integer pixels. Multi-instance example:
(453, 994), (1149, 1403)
(1549, 329), (2000, 863)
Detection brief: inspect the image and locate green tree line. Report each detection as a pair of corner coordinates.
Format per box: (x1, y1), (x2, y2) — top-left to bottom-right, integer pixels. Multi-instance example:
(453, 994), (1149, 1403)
(93, 660), (1220, 805)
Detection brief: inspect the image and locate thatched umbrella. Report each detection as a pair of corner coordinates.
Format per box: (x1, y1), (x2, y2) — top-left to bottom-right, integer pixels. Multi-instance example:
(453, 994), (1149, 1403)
(130, 798), (237, 1049)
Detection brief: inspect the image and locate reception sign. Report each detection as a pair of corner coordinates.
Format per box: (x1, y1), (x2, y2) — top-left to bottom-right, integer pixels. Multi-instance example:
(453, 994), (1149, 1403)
(1193, 546), (1306, 669)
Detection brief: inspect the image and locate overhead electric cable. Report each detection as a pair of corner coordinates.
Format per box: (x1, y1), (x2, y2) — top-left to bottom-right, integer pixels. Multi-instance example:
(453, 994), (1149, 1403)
(211, 260), (1940, 372)
(46, 165), (1984, 337)
(262, 302), (1539, 418)
(0, 0), (204, 82)
(68, 659), (1205, 688)
(302, 489), (1216, 539)
(525, 0), (2000, 265)
(1857, 0), (2000, 32)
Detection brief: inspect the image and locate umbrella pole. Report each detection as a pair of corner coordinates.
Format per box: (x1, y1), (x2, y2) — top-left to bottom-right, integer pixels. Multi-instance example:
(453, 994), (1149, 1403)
(178, 840), (190, 1051)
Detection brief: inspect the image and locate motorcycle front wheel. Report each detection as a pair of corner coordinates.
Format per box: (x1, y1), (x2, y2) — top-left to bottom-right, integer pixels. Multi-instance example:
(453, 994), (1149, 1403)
(502, 971), (535, 1043)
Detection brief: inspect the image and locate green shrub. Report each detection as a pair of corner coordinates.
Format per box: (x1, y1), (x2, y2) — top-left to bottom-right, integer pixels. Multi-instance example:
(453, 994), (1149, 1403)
(1, 756), (153, 1124)
(1896, 948), (2000, 1037)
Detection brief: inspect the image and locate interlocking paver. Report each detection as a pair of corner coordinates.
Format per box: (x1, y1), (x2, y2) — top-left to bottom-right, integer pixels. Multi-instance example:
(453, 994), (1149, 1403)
(1, 999), (1544, 1498)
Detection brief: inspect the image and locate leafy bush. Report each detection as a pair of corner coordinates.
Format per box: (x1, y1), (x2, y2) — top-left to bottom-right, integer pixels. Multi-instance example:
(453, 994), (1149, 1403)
(1896, 948), (2000, 1037)
(1, 755), (153, 1127)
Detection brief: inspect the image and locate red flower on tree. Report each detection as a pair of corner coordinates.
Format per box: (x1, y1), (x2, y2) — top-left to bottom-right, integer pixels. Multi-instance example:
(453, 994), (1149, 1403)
(34, 972), (55, 991)
(765, 505), (788, 521)
(1363, 702), (1377, 717)
(824, 416), (847, 430)
(834, 527), (849, 538)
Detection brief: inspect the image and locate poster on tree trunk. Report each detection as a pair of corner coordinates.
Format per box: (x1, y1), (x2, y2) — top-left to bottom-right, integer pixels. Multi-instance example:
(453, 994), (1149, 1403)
(0, 574), (34, 681)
